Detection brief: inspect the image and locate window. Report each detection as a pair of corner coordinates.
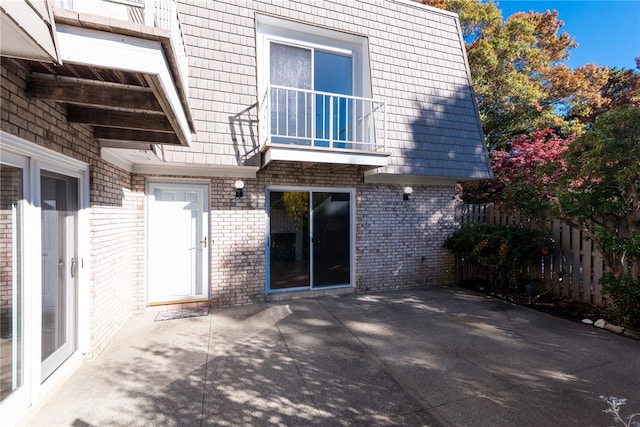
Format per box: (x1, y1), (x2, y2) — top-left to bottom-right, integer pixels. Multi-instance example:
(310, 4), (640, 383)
(269, 42), (354, 146)
(257, 15), (379, 151)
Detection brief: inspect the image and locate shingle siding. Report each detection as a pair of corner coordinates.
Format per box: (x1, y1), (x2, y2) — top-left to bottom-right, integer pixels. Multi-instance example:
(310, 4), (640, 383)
(171, 0), (491, 180)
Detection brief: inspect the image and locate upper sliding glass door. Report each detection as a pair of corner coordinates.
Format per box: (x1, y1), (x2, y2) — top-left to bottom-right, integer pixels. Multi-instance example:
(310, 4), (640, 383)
(269, 42), (353, 147)
(268, 190), (352, 291)
(40, 171), (77, 381)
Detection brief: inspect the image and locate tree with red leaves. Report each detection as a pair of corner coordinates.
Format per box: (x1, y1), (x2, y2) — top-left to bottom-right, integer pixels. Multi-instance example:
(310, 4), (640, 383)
(462, 129), (573, 222)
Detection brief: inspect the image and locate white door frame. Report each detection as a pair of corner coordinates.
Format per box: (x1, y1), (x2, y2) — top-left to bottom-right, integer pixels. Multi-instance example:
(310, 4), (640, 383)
(146, 180), (210, 304)
(0, 131), (90, 425)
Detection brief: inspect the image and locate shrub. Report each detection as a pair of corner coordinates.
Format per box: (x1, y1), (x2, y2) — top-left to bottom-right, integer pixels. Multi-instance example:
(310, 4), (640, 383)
(600, 272), (640, 328)
(443, 223), (551, 291)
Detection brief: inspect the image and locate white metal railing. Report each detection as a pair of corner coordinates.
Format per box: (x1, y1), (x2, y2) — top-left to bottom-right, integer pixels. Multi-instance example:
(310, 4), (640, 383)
(54, 0), (188, 91)
(259, 84), (386, 153)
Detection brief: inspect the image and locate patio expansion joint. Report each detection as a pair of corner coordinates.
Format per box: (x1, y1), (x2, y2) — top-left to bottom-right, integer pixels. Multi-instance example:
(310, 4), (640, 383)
(198, 311), (215, 426)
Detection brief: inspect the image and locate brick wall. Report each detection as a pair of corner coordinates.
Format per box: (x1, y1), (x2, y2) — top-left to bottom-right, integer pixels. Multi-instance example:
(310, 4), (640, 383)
(210, 178), (266, 307)
(202, 162), (458, 302)
(131, 163), (456, 309)
(1, 59), (137, 358)
(357, 184), (457, 292)
(89, 163), (139, 356)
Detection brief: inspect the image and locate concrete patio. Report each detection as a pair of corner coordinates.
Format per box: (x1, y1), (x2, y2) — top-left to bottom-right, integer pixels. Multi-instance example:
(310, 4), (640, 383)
(23, 287), (640, 426)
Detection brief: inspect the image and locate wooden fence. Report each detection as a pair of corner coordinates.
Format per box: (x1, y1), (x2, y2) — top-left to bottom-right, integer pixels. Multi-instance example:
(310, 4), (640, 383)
(457, 204), (609, 306)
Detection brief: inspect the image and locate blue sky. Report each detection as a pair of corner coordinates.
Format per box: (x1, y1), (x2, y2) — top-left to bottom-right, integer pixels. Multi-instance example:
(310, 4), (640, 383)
(495, 1), (640, 70)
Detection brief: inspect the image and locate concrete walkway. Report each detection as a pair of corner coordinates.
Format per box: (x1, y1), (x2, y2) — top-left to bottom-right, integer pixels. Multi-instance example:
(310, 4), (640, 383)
(25, 287), (640, 426)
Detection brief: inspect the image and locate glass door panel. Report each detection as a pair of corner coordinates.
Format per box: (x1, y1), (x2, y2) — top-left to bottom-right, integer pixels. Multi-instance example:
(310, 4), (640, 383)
(314, 51), (353, 147)
(312, 193), (351, 287)
(0, 164), (23, 403)
(269, 192), (310, 289)
(270, 43), (312, 145)
(269, 190), (352, 291)
(40, 172), (77, 381)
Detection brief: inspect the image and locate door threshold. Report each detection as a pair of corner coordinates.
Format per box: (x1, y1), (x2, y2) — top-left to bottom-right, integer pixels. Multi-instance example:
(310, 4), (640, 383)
(267, 286), (354, 302)
(147, 298), (210, 310)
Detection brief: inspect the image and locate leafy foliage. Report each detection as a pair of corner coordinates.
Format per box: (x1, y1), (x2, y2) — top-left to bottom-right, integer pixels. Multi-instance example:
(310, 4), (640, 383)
(419, 0), (640, 149)
(462, 129), (572, 219)
(443, 223), (551, 290)
(600, 273), (640, 328)
(556, 107), (640, 321)
(419, 1), (640, 319)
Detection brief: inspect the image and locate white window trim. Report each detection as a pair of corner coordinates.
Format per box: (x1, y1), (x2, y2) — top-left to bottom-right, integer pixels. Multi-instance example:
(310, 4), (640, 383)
(256, 15), (371, 100)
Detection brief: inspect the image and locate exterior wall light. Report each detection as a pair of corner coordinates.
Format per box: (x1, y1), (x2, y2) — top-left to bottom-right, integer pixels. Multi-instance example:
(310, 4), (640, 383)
(403, 186), (413, 201)
(234, 179), (245, 198)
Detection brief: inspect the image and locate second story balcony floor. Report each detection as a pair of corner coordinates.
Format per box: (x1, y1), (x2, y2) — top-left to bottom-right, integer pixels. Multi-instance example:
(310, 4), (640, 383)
(1, 0), (194, 156)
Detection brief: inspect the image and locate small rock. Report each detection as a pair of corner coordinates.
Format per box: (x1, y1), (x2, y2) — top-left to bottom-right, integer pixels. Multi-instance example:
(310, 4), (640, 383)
(594, 319), (607, 328)
(582, 319), (594, 325)
(603, 323), (624, 334)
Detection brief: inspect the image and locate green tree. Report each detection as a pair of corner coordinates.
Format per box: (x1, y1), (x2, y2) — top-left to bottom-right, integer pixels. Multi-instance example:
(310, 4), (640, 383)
(555, 107), (640, 279)
(419, 1), (640, 150)
(421, 0), (579, 147)
(555, 107), (640, 326)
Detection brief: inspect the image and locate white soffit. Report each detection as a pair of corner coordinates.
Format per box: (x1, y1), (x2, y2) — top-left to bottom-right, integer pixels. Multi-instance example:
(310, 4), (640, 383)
(0, 0), (59, 62)
(55, 23), (191, 147)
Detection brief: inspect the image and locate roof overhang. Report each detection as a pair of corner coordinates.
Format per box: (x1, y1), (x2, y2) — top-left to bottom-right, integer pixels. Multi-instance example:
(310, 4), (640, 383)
(363, 170), (460, 186)
(0, 0), (59, 63)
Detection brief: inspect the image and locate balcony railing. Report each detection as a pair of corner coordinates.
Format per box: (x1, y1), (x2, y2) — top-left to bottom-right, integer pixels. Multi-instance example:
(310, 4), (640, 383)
(259, 84), (387, 153)
(54, 0), (188, 91)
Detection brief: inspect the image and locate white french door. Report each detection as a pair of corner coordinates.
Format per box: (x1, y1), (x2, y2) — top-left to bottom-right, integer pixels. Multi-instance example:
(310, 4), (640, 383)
(40, 172), (77, 381)
(0, 132), (89, 425)
(147, 182), (209, 304)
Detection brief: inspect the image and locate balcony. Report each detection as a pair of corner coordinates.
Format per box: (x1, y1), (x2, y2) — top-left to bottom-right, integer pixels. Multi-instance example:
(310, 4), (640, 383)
(1, 0), (194, 160)
(259, 84), (389, 168)
(54, 0), (188, 94)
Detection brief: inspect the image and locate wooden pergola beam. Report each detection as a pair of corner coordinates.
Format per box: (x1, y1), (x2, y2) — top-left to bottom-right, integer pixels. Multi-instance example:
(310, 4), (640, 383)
(67, 105), (174, 132)
(94, 127), (180, 145)
(27, 75), (163, 112)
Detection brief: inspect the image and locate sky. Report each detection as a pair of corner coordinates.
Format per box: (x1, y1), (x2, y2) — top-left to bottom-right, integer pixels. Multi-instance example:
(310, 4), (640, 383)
(495, 0), (640, 70)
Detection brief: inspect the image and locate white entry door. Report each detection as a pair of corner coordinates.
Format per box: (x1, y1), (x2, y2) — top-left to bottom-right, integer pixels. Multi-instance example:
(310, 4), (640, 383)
(147, 183), (209, 304)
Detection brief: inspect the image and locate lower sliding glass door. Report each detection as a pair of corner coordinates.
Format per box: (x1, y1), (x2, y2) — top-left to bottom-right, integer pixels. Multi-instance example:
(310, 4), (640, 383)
(268, 189), (352, 291)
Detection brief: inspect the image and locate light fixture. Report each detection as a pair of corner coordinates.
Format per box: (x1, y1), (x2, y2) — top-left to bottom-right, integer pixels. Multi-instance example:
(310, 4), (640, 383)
(403, 186), (413, 201)
(234, 179), (245, 198)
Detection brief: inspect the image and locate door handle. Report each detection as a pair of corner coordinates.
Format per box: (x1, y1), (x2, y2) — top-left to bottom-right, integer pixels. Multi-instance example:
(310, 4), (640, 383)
(70, 257), (77, 278)
(200, 236), (207, 248)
